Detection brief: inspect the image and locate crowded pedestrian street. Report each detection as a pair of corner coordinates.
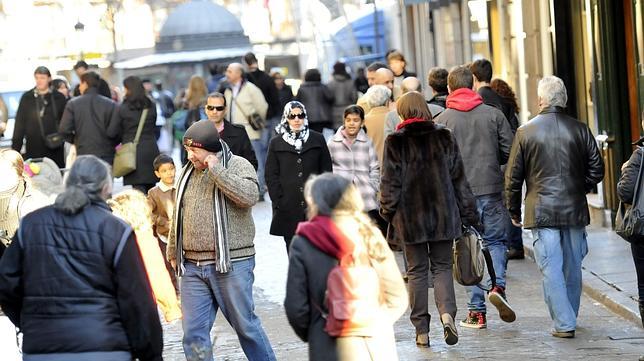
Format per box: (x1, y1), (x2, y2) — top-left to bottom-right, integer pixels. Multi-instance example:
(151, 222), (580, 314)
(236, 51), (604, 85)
(1, 0), (644, 360)
(154, 200), (644, 361)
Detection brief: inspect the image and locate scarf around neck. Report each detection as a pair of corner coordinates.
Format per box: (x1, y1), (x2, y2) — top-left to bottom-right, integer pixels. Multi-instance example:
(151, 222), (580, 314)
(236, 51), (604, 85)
(275, 101), (310, 152)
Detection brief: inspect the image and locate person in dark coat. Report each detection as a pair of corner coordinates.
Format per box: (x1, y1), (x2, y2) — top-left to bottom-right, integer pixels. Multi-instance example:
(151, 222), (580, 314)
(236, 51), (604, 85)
(327, 62), (357, 130)
(265, 101), (333, 251)
(107, 76), (160, 193)
(12, 66), (67, 168)
(505, 76), (604, 338)
(273, 71), (293, 116)
(470, 59), (515, 122)
(427, 67), (448, 109)
(59, 71), (118, 164)
(295, 69), (335, 134)
(617, 113), (644, 329)
(380, 92), (480, 347)
(285, 173), (407, 361)
(72, 60), (112, 99)
(0, 155), (163, 361)
(203, 92), (257, 169)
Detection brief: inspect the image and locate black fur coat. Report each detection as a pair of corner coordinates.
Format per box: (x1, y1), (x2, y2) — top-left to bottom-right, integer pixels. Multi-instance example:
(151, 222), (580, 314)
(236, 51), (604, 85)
(380, 121), (480, 244)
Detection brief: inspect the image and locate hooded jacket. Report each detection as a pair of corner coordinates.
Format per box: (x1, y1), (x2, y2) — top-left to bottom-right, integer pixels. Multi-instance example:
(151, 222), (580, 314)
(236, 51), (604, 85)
(435, 88), (514, 196)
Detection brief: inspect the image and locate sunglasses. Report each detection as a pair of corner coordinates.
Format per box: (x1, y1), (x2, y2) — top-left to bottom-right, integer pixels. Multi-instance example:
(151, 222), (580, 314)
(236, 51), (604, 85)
(287, 113), (306, 120)
(206, 105), (225, 111)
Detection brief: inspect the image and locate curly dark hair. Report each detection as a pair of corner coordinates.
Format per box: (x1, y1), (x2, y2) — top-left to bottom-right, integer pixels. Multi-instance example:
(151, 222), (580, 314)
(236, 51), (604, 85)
(490, 78), (520, 113)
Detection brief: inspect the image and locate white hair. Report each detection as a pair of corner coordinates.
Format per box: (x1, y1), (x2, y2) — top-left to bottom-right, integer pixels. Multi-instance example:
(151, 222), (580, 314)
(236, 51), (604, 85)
(538, 76), (567, 108)
(365, 85), (391, 108)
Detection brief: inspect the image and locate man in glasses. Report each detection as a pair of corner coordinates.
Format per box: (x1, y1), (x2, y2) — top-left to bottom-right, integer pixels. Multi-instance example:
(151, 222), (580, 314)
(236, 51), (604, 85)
(204, 92), (257, 170)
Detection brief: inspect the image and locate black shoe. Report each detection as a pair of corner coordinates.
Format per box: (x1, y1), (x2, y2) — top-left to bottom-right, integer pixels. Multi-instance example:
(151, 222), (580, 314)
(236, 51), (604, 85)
(507, 248), (525, 260)
(551, 330), (575, 338)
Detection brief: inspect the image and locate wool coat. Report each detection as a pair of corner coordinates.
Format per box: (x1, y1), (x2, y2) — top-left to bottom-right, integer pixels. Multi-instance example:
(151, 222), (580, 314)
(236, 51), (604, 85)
(327, 75), (357, 129)
(380, 121), (480, 244)
(284, 215), (407, 361)
(327, 128), (379, 211)
(223, 80), (268, 140)
(295, 82), (335, 130)
(59, 88), (118, 164)
(265, 131), (333, 238)
(107, 101), (160, 186)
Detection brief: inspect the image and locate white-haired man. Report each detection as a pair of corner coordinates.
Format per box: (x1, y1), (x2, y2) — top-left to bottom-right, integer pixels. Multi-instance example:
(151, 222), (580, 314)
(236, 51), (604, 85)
(505, 76), (604, 338)
(363, 85), (392, 165)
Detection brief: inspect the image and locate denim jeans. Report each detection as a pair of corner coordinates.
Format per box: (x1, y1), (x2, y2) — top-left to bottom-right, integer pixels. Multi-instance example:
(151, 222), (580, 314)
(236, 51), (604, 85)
(180, 257), (276, 361)
(466, 193), (509, 312)
(531, 227), (588, 332)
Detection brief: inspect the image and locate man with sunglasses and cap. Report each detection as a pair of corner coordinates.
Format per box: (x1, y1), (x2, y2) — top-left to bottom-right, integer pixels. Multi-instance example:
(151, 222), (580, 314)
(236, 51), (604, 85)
(167, 120), (276, 361)
(204, 92), (258, 170)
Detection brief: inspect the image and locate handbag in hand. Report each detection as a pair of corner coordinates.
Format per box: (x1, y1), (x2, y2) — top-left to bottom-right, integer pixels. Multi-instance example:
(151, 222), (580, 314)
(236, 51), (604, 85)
(615, 151), (644, 243)
(233, 97), (265, 131)
(113, 108), (148, 178)
(452, 226), (496, 290)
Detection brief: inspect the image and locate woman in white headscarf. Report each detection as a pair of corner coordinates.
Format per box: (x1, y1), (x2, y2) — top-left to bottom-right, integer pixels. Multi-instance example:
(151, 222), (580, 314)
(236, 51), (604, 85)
(265, 101), (333, 252)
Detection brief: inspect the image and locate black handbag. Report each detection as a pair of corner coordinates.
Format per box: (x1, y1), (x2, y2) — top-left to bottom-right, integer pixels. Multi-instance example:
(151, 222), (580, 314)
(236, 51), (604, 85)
(615, 151), (644, 243)
(35, 90), (65, 149)
(233, 97), (265, 131)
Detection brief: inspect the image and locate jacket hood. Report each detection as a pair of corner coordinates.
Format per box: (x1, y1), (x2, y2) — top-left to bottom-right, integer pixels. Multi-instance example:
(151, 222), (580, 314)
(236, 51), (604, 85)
(446, 88), (483, 112)
(295, 216), (354, 260)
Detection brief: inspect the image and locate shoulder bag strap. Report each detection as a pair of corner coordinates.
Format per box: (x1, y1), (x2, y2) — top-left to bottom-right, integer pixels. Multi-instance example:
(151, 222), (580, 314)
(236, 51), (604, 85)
(631, 149), (644, 204)
(232, 96), (248, 119)
(133, 108), (149, 145)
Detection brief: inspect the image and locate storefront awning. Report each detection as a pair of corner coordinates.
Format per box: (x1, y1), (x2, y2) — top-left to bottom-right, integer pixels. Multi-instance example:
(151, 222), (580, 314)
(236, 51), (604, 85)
(403, 0), (453, 9)
(113, 47), (251, 69)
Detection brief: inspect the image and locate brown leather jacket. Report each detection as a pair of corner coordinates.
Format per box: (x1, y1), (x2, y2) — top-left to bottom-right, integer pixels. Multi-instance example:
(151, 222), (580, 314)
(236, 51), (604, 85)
(147, 184), (176, 240)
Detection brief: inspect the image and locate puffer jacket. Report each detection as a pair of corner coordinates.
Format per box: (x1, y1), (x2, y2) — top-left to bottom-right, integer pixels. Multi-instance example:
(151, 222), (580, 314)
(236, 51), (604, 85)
(504, 106), (604, 228)
(0, 201), (162, 360)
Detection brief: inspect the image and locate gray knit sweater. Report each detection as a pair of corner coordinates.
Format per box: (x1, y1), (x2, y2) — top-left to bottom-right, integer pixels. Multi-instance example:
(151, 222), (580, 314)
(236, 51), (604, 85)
(167, 155), (259, 263)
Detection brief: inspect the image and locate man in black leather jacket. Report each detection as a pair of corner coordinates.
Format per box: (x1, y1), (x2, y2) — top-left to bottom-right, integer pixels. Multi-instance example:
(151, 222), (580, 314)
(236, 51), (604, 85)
(504, 76), (604, 338)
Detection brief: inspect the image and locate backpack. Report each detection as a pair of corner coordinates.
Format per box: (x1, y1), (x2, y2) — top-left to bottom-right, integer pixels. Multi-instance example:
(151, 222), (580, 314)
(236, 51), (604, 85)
(171, 109), (188, 142)
(452, 226), (496, 290)
(321, 251), (382, 337)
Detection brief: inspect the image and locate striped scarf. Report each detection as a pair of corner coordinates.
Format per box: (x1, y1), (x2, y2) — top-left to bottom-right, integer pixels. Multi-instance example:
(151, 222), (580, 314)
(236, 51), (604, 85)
(176, 140), (234, 274)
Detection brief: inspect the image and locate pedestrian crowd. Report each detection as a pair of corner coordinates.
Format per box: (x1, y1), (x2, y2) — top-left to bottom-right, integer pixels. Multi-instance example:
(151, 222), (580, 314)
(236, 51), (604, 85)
(0, 49), (641, 361)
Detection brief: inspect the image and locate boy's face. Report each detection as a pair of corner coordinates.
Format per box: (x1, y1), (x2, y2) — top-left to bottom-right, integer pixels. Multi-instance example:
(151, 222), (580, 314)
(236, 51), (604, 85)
(154, 163), (176, 186)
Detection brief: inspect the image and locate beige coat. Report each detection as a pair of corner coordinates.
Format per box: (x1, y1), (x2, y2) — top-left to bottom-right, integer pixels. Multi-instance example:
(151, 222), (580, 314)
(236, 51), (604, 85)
(364, 106), (390, 166)
(224, 80), (268, 140)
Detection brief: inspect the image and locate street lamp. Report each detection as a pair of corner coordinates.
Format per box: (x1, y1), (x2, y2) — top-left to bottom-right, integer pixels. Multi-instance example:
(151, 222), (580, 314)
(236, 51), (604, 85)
(75, 20), (85, 60)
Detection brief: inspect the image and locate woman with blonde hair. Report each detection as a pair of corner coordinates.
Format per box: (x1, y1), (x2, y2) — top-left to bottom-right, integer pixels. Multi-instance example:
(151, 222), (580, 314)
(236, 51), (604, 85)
(284, 173), (407, 361)
(180, 75), (209, 162)
(107, 189), (181, 323)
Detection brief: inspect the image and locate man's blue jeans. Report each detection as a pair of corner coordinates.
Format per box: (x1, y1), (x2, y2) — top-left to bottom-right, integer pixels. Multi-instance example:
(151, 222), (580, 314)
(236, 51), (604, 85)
(531, 227), (588, 332)
(180, 257), (276, 361)
(466, 193), (509, 312)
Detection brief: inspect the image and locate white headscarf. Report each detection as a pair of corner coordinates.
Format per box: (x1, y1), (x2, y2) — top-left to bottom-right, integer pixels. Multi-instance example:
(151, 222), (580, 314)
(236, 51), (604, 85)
(274, 101), (310, 152)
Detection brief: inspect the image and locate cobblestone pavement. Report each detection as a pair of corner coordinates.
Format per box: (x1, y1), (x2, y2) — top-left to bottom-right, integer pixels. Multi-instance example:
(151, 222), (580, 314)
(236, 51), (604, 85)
(162, 201), (644, 360)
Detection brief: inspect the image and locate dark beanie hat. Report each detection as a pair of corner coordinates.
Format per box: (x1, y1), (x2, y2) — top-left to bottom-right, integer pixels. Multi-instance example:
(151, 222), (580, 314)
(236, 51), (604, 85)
(183, 121), (222, 153)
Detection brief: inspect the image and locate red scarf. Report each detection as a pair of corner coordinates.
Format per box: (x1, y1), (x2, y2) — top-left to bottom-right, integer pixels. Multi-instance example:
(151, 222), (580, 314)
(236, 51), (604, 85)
(396, 117), (427, 131)
(295, 216), (354, 260)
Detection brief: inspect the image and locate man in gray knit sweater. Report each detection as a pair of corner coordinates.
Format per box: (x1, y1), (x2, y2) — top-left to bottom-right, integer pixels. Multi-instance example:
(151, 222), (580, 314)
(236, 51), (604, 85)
(167, 121), (276, 361)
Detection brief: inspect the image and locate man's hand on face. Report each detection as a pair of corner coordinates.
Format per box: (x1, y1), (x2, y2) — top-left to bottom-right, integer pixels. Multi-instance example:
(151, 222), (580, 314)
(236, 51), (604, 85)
(204, 153), (219, 169)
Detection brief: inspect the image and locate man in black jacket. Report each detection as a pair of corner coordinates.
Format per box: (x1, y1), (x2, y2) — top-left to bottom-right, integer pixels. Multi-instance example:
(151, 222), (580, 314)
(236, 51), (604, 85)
(505, 76), (604, 338)
(204, 92), (258, 170)
(12, 66), (67, 167)
(59, 72), (118, 164)
(72, 60), (112, 99)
